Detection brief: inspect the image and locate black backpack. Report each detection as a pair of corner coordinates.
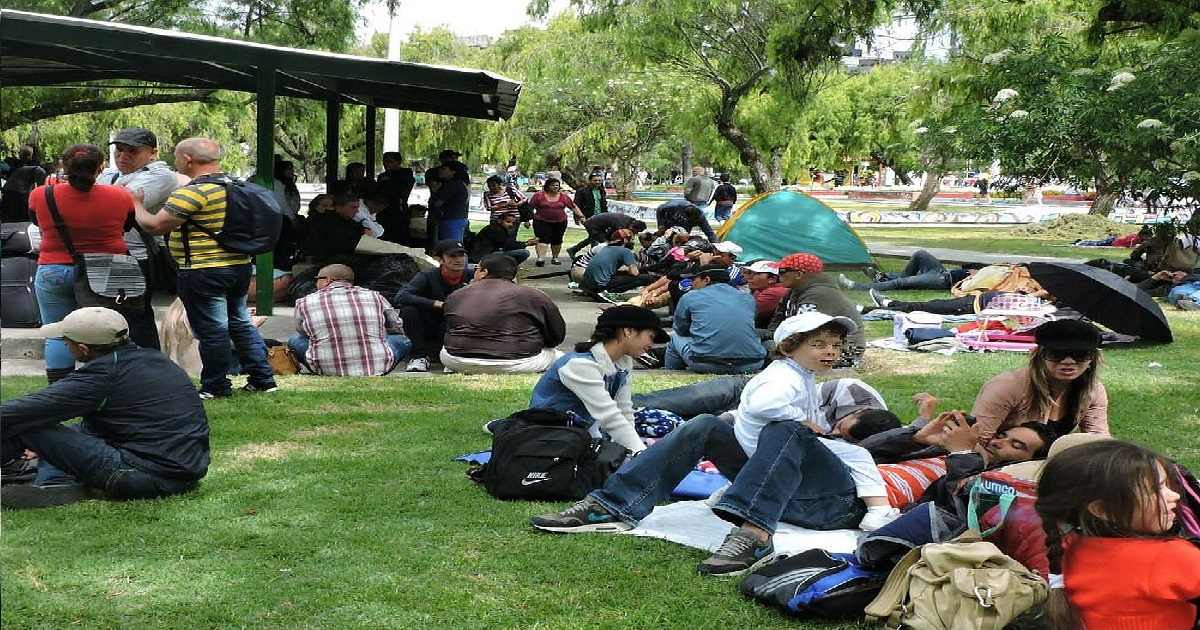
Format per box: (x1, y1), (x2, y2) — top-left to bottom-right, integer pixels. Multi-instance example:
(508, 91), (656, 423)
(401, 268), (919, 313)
(483, 408), (629, 501)
(738, 548), (887, 619)
(183, 174), (283, 258)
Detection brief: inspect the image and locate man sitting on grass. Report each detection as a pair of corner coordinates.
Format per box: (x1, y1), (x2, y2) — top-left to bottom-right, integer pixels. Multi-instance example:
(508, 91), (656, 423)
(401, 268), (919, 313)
(578, 229), (655, 301)
(1, 308), (210, 509)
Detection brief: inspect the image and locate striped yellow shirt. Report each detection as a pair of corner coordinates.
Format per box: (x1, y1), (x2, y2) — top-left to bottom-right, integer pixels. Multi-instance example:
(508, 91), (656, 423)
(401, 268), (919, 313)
(162, 181), (251, 269)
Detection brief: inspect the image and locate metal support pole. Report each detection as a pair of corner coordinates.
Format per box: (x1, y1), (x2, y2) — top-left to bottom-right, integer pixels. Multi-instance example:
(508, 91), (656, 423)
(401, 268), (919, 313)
(254, 67), (276, 315)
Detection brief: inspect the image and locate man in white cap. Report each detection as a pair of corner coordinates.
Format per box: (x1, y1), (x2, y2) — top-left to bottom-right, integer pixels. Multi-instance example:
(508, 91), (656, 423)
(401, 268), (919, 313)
(0, 307), (210, 509)
(743, 260), (786, 328)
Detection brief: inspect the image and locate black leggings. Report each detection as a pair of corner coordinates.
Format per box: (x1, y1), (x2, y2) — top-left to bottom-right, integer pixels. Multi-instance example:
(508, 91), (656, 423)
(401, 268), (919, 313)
(532, 219), (568, 246)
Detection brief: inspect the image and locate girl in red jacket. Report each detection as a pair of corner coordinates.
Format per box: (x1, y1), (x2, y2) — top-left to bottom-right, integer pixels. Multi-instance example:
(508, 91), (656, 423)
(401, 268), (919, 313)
(1036, 440), (1200, 630)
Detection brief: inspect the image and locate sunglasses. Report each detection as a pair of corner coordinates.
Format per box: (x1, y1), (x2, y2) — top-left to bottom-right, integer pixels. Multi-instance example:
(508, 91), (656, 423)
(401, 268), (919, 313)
(1042, 349), (1094, 363)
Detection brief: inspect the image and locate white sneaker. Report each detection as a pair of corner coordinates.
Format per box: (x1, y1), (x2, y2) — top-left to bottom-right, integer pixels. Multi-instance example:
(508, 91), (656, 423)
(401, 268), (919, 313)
(406, 357), (429, 372)
(858, 507), (902, 532)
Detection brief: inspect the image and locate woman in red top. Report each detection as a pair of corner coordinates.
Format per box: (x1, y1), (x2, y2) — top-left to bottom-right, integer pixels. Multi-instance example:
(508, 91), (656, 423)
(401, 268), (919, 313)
(1036, 440), (1200, 630)
(526, 177), (580, 267)
(28, 143), (135, 382)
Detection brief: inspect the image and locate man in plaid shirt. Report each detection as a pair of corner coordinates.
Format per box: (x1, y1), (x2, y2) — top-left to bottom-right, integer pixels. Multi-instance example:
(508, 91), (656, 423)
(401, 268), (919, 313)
(288, 264), (411, 376)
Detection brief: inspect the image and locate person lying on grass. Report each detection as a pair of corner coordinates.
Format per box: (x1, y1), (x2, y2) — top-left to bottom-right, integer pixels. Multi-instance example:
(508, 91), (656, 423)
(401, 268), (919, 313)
(531, 312), (904, 576)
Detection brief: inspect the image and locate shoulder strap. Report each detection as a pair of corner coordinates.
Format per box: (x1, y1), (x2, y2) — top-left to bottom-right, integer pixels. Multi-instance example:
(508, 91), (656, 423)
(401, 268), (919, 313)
(966, 477), (1016, 536)
(43, 186), (79, 257)
(863, 544), (923, 628)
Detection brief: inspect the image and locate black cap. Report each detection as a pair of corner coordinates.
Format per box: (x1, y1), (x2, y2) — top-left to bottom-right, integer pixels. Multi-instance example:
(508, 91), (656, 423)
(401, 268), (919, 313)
(681, 263), (730, 283)
(597, 305), (669, 343)
(109, 127), (157, 149)
(438, 149), (462, 161)
(1034, 319), (1102, 352)
(432, 239), (467, 257)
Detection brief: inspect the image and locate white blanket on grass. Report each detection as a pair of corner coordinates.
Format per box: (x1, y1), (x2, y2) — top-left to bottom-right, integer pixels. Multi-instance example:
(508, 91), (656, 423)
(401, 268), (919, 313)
(623, 500), (861, 555)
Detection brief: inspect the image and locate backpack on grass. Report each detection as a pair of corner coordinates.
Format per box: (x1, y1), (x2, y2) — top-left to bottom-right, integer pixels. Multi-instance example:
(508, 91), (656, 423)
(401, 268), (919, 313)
(863, 530), (1048, 630)
(738, 548), (888, 619)
(482, 408), (628, 501)
(183, 174), (283, 258)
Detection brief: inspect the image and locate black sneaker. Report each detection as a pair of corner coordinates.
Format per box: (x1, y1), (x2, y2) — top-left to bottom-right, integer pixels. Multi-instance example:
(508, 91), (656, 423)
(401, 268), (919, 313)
(530, 497), (632, 533)
(1, 456), (38, 484)
(1, 484), (94, 509)
(198, 390), (232, 400)
(633, 349), (664, 369)
(696, 526), (775, 576)
(869, 288), (892, 308)
(864, 265), (884, 282)
(241, 382), (280, 394)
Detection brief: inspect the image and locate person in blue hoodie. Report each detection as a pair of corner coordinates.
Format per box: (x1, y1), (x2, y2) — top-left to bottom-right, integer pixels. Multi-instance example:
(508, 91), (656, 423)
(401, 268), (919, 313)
(528, 305), (668, 454)
(665, 263), (765, 374)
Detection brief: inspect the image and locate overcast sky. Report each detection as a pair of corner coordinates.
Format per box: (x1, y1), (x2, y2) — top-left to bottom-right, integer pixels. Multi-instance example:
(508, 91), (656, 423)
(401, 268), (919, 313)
(358, 0), (565, 39)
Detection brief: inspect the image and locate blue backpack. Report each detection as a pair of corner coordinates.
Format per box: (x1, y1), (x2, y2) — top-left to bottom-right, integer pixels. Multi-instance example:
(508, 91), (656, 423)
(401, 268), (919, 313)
(183, 174), (283, 258)
(738, 548), (887, 619)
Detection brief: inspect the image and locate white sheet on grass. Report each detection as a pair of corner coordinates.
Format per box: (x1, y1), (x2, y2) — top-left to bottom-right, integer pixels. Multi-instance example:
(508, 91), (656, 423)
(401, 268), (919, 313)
(623, 500), (861, 555)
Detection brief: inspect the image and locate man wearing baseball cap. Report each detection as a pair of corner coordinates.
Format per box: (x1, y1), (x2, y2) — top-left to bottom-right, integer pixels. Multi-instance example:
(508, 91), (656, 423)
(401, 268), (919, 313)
(765, 252), (865, 365)
(1, 308), (210, 509)
(100, 126), (182, 350)
(394, 239), (473, 372)
(743, 260), (787, 328)
(666, 263), (765, 373)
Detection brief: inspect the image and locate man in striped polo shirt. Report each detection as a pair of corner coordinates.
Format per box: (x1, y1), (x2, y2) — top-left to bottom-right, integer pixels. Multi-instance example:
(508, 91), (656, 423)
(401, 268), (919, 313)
(133, 137), (278, 399)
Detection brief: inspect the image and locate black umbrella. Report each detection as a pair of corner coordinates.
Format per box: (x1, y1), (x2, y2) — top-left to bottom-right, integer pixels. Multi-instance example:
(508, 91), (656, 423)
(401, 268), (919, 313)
(1025, 261), (1173, 343)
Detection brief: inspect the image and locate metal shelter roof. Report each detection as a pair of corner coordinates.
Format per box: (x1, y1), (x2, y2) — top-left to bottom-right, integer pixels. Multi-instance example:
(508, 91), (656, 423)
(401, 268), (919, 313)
(0, 9), (521, 120)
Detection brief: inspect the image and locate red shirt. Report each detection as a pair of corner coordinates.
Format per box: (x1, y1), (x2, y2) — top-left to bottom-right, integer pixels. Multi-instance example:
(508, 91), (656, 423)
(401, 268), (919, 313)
(752, 284), (788, 328)
(1064, 536), (1200, 630)
(29, 184), (134, 265)
(528, 191), (577, 223)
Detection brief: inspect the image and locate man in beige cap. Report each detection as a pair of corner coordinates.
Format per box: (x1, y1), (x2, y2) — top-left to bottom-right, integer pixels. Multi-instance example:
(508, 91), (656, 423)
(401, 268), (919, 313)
(0, 307), (210, 509)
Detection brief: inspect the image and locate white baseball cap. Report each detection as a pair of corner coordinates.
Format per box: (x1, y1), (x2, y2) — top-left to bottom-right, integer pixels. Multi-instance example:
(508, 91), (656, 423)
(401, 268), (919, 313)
(41, 307), (130, 345)
(744, 260), (779, 274)
(713, 241), (743, 257)
(772, 312), (857, 345)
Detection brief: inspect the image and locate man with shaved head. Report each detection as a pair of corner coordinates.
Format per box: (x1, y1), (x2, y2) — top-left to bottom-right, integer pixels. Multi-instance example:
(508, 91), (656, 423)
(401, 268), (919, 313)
(288, 263), (410, 376)
(133, 137), (278, 399)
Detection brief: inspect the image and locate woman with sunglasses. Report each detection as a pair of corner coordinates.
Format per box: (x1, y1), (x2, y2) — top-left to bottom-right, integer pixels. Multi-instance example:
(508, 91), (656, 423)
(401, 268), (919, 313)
(970, 319), (1109, 440)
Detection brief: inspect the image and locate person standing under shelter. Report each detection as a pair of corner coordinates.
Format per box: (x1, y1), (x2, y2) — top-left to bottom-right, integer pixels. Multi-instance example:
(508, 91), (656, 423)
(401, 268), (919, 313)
(440, 253), (566, 374)
(0, 307), (210, 509)
(565, 172), (609, 257)
(132, 137), (278, 399)
(100, 126), (182, 351)
(288, 264), (410, 376)
(684, 166), (716, 213)
(666, 263), (765, 374)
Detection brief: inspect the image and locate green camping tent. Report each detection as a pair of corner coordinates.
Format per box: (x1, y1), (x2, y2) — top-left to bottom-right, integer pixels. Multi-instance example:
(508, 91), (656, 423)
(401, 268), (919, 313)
(716, 190), (873, 267)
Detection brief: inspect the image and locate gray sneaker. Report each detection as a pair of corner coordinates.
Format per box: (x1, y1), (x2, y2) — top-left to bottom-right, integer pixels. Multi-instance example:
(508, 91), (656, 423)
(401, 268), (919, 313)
(696, 526), (775, 576)
(837, 273), (856, 290)
(1179, 297), (1200, 311)
(530, 497), (632, 533)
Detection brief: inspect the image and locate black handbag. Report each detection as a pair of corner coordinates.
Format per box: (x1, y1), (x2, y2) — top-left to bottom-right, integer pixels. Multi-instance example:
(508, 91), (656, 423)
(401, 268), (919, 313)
(43, 186), (147, 318)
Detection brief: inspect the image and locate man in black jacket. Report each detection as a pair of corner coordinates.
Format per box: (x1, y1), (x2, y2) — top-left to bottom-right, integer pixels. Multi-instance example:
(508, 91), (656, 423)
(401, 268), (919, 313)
(394, 240), (472, 372)
(1, 307), (211, 509)
(471, 212), (537, 264)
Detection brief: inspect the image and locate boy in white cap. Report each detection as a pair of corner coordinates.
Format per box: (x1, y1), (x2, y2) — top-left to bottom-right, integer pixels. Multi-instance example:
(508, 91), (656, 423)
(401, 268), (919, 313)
(1, 307), (210, 509)
(533, 312), (883, 576)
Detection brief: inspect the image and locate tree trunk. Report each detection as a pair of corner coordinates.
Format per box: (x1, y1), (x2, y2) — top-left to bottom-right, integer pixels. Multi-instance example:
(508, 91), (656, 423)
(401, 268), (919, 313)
(680, 141), (693, 185)
(714, 91), (773, 194)
(909, 170), (942, 211)
(613, 158), (637, 200)
(769, 147), (784, 187)
(1090, 189), (1120, 216)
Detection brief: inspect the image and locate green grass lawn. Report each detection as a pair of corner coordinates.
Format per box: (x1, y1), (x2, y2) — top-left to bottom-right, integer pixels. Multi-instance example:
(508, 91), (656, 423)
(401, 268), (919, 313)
(3, 303), (1198, 629)
(854, 226), (1128, 261)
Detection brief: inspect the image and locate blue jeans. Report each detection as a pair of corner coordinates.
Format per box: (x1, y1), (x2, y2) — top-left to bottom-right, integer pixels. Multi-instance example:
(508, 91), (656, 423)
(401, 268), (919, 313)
(439, 218), (468, 244)
(631, 375), (752, 418)
(176, 264), (274, 396)
(591, 415), (863, 535)
(502, 248), (531, 264)
(865, 249), (951, 291)
(714, 201), (734, 222)
(664, 334), (762, 374)
(288, 332), (411, 374)
(34, 263), (77, 370)
(15, 424), (198, 499)
(1168, 281), (1200, 305)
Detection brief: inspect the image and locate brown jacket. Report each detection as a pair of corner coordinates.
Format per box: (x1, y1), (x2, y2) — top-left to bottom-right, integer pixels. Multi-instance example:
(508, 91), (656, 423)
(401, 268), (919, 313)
(442, 279), (566, 359)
